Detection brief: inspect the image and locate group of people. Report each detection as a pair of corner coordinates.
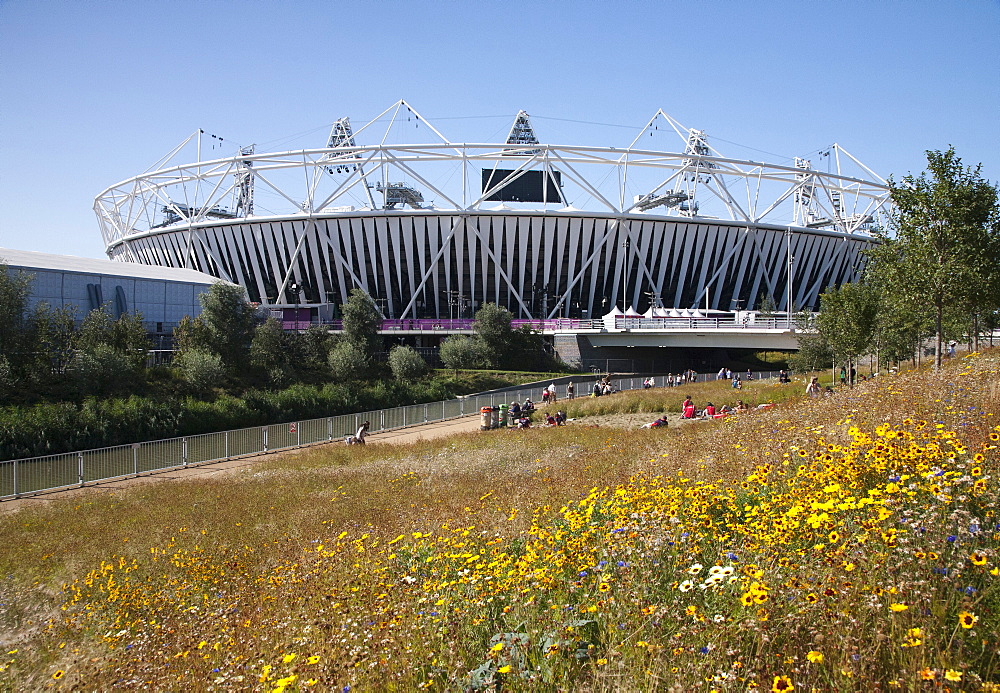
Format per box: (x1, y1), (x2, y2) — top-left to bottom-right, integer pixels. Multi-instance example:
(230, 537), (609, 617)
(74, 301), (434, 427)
(662, 370), (699, 387)
(678, 395), (749, 421)
(593, 378), (616, 397)
(541, 383), (559, 404)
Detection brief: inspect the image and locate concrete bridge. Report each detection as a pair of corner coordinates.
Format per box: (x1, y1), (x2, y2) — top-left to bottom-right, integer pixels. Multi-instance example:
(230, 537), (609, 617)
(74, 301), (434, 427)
(283, 313), (802, 357)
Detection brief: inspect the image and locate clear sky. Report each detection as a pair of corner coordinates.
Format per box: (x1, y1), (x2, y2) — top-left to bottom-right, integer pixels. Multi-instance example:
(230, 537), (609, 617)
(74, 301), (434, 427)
(1, 0), (997, 259)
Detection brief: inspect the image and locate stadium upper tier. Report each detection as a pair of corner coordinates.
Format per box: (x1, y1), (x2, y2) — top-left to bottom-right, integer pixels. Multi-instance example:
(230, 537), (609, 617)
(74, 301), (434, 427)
(95, 101), (890, 320)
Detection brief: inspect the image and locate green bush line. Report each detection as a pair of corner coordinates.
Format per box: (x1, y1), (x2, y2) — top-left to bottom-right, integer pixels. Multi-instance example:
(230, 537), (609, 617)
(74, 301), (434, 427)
(0, 371), (562, 461)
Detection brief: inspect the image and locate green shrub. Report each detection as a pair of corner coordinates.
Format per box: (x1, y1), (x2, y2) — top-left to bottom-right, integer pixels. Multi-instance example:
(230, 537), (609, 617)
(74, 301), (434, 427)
(173, 349), (226, 395)
(389, 345), (429, 381)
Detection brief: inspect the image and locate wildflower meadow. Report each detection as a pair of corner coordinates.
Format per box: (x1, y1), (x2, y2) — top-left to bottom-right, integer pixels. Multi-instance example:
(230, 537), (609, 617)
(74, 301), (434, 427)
(2, 352), (999, 691)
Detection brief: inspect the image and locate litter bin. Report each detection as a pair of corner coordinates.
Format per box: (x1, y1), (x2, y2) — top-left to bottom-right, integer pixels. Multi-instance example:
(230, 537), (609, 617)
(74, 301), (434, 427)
(498, 403), (508, 427)
(491, 406), (501, 429)
(481, 407), (493, 430)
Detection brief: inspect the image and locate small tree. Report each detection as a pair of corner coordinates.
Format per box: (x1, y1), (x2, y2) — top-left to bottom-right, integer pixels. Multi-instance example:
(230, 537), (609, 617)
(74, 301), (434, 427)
(815, 283), (878, 385)
(28, 302), (76, 377)
(73, 344), (141, 397)
(388, 345), (428, 381)
(250, 317), (289, 385)
(327, 341), (369, 382)
(790, 311), (833, 374)
(473, 303), (517, 368)
(0, 262), (33, 381)
(173, 348), (226, 396)
(198, 282), (258, 371)
(341, 288), (382, 355)
(439, 335), (487, 374)
(173, 315), (213, 357)
(870, 147), (1000, 369)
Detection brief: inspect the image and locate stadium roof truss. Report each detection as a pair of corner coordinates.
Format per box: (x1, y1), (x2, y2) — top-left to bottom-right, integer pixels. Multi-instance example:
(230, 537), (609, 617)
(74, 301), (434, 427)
(93, 102), (891, 317)
(95, 100), (891, 249)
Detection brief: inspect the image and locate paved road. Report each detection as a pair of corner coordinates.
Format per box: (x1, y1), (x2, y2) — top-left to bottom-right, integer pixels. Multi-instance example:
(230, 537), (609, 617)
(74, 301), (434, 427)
(1, 415), (485, 513)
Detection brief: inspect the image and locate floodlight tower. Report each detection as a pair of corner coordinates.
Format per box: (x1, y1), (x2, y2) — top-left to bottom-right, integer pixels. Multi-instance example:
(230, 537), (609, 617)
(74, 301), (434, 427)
(324, 117), (359, 174)
(503, 110), (540, 156)
(670, 129), (715, 216)
(235, 145), (255, 217)
(320, 116), (377, 208)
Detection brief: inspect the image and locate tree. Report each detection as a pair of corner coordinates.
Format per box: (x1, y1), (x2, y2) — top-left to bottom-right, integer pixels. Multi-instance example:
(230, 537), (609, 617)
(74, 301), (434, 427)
(789, 311), (833, 374)
(73, 306), (151, 395)
(473, 302), (517, 368)
(172, 315), (213, 357)
(296, 324), (335, 377)
(869, 147), (1000, 369)
(250, 317), (292, 386)
(28, 302), (76, 376)
(0, 262), (33, 380)
(388, 345), (428, 381)
(198, 282), (258, 371)
(327, 341), (369, 382)
(341, 288), (382, 356)
(438, 335), (487, 374)
(173, 348), (225, 396)
(815, 283), (879, 384)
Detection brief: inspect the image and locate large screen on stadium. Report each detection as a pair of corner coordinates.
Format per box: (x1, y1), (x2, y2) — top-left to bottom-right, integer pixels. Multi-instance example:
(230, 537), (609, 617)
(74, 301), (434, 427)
(481, 169), (563, 203)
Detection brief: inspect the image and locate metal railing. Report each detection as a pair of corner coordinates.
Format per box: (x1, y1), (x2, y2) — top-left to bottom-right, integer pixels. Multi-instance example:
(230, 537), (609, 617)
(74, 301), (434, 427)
(0, 372), (788, 500)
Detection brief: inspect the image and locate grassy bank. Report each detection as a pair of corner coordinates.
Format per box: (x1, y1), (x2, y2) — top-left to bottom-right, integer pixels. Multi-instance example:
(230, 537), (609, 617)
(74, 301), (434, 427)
(1, 355), (998, 690)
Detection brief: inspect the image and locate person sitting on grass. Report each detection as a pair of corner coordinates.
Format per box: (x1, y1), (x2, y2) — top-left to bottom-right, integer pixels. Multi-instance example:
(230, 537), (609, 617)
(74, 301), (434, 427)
(735, 399), (750, 412)
(544, 412), (557, 426)
(704, 402), (717, 418)
(682, 396), (697, 419)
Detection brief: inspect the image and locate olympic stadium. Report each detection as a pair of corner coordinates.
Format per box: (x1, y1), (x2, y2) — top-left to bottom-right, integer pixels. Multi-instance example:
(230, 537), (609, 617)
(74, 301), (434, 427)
(94, 101), (890, 367)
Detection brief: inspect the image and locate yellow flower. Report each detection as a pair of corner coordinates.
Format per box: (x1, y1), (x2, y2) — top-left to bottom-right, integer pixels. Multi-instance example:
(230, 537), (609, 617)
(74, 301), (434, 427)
(491, 642), (504, 652)
(944, 669), (963, 682)
(52, 670), (65, 680)
(282, 653), (297, 664)
(771, 674), (793, 692)
(596, 658), (608, 666)
(970, 552), (988, 566)
(959, 610), (978, 628)
(919, 667), (935, 680)
(889, 603), (908, 612)
(806, 650), (823, 664)
(306, 655), (320, 665)
(497, 665), (512, 674)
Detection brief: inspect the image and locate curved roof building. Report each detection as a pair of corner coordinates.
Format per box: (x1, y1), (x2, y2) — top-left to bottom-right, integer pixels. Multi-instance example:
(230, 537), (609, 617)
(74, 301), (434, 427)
(95, 102), (890, 322)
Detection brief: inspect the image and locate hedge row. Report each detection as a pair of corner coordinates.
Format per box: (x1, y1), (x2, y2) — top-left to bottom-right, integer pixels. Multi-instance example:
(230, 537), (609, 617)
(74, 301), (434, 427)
(0, 378), (473, 461)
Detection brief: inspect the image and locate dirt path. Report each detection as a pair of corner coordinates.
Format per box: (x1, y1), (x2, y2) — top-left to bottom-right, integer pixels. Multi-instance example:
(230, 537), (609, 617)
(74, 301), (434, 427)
(0, 415), (485, 513)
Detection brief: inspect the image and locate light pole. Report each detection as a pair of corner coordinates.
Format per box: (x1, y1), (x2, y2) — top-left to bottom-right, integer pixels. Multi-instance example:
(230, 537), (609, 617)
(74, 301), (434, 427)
(785, 227), (794, 329)
(621, 236), (630, 311)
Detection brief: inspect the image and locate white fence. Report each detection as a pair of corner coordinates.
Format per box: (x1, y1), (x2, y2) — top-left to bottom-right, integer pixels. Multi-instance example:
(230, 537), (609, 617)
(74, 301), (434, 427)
(0, 372), (786, 500)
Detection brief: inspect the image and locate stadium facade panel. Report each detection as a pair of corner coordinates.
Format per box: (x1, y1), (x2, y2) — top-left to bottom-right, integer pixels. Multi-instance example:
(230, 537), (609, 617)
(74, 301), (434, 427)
(96, 102), (890, 322)
(108, 211), (874, 320)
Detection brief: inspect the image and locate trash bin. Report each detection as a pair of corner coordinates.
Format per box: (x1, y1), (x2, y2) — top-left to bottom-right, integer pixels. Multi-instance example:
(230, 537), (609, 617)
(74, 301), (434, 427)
(491, 406), (501, 429)
(481, 407), (493, 430)
(498, 403), (508, 427)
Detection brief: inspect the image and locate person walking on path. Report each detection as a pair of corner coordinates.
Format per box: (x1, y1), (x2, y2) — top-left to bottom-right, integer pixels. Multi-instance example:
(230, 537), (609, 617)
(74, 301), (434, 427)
(567, 381), (575, 399)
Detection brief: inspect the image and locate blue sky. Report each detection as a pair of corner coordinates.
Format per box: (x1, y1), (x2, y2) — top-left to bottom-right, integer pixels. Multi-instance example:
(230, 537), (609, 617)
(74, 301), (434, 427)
(1, 0), (997, 259)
